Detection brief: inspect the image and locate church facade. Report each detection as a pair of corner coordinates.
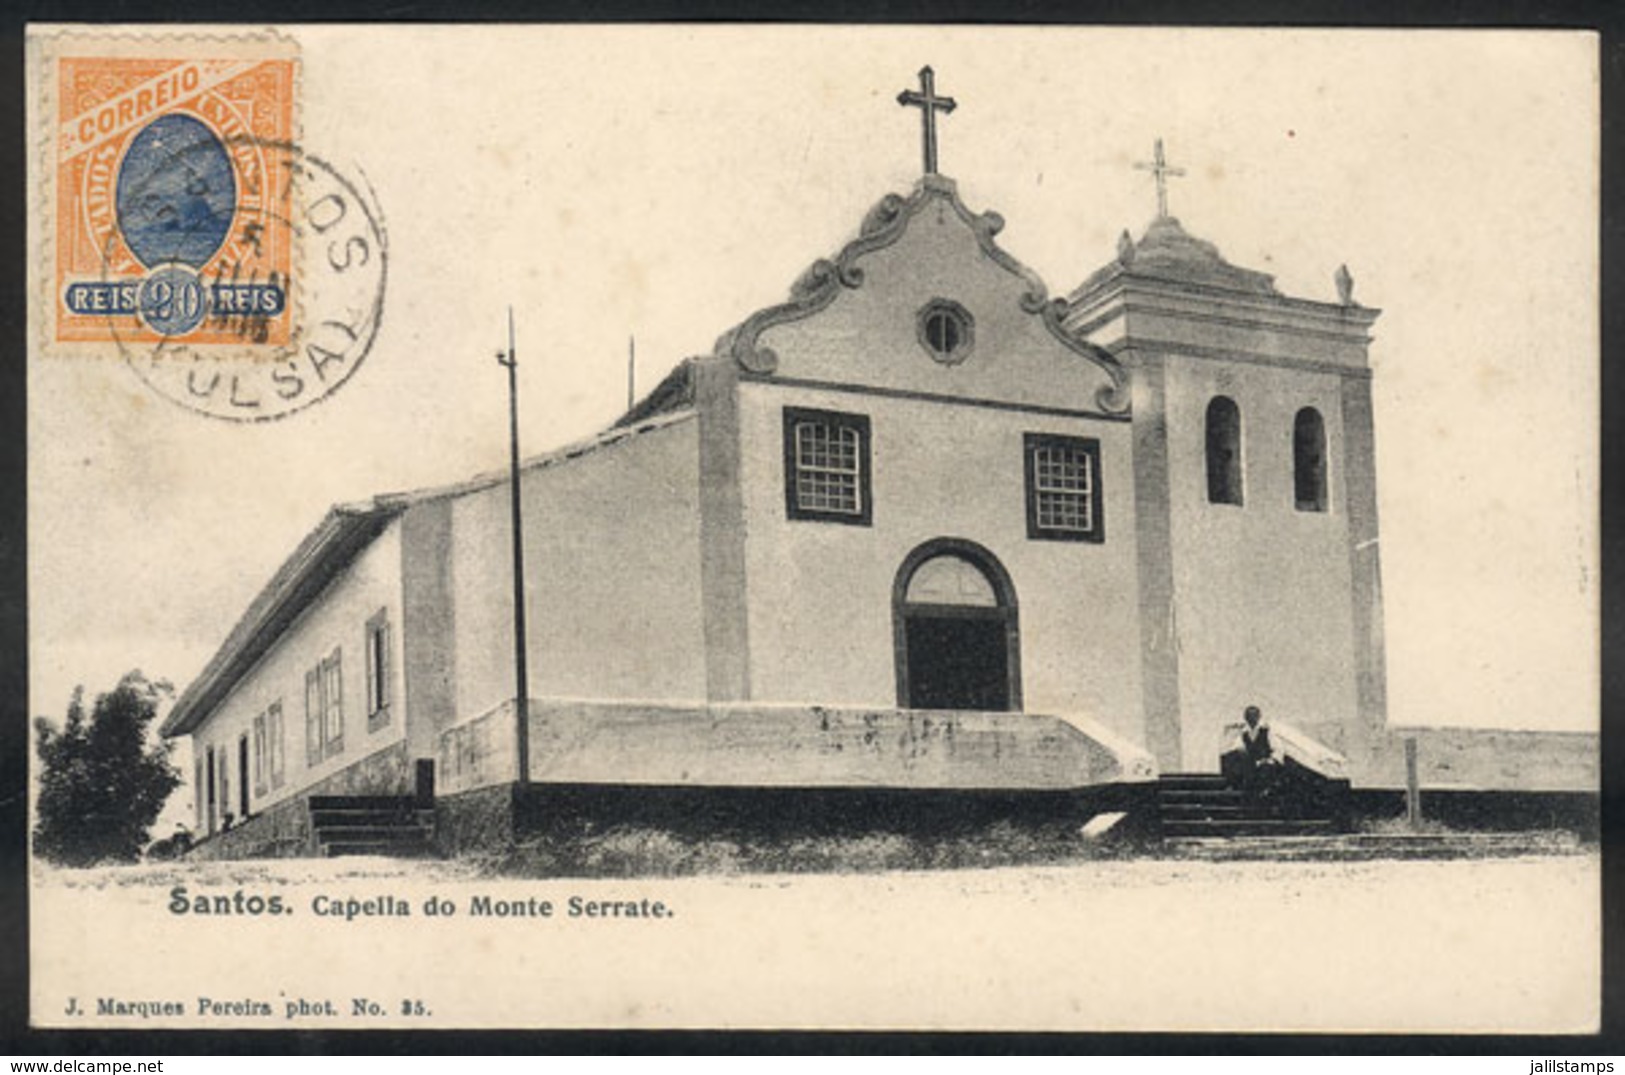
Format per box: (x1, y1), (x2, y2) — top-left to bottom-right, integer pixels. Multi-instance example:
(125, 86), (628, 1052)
(159, 75), (1587, 855)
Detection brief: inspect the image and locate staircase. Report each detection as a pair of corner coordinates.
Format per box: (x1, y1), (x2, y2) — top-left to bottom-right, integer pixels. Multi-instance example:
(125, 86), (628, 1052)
(1157, 771), (1345, 842)
(308, 795), (436, 858)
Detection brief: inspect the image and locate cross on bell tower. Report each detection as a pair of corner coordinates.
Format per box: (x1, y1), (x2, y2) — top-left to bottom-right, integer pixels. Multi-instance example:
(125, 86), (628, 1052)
(1135, 137), (1186, 220)
(897, 66), (957, 176)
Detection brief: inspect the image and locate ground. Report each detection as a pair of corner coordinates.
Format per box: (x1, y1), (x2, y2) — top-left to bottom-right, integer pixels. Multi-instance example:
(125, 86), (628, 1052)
(30, 848), (1598, 1033)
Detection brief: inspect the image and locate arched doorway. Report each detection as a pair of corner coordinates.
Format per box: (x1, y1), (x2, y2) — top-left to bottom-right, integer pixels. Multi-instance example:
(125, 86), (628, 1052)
(892, 539), (1022, 712)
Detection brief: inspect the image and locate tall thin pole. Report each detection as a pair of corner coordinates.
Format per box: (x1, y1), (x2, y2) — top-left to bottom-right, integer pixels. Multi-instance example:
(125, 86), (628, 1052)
(627, 335), (636, 410)
(1404, 736), (1421, 831)
(497, 307), (531, 786)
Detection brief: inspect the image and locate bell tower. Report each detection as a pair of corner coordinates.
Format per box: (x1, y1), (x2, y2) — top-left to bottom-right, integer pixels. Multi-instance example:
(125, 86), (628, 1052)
(1063, 143), (1385, 775)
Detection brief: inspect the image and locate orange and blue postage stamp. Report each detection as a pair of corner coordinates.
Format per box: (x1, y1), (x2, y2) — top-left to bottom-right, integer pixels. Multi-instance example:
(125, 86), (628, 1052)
(42, 32), (299, 353)
(35, 29), (387, 422)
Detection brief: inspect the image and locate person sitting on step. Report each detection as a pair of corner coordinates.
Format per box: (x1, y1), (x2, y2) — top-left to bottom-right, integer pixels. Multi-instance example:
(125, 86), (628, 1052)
(1221, 704), (1281, 797)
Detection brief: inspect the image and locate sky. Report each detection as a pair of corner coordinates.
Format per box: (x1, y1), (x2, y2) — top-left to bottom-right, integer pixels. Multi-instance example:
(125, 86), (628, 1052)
(27, 26), (1599, 772)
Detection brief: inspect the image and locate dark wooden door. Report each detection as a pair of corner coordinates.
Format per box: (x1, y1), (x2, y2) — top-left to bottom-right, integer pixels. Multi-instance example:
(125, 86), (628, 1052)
(205, 746), (216, 833)
(904, 611), (1011, 711)
(238, 736), (250, 819)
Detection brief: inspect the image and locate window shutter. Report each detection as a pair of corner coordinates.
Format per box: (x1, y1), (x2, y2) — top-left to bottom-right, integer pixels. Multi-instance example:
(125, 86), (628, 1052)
(326, 649), (344, 755)
(253, 714), (266, 793)
(380, 622), (391, 710)
(305, 668), (321, 767)
(269, 702), (285, 786)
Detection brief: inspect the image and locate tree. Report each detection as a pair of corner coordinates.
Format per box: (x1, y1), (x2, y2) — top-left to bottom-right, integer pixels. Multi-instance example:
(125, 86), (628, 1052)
(34, 671), (182, 866)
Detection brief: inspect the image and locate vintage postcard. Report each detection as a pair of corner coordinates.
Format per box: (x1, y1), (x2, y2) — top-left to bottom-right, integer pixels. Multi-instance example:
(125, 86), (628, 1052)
(24, 25), (1600, 1033)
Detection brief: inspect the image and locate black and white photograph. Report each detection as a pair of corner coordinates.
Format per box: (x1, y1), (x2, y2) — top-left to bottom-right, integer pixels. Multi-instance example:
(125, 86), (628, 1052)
(22, 25), (1600, 1033)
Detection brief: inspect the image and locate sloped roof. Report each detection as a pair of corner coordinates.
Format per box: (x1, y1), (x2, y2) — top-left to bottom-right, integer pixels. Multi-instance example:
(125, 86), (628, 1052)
(161, 408), (697, 738)
(1069, 215), (1281, 303)
(159, 502), (401, 738)
(612, 358), (697, 429)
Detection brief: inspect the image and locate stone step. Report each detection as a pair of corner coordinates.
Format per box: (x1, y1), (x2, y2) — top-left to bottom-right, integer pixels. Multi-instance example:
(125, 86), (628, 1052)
(313, 824), (432, 844)
(1156, 776), (1230, 792)
(1162, 818), (1336, 838)
(1158, 788), (1245, 802)
(308, 792), (436, 859)
(1159, 803), (1253, 819)
(1167, 831), (1584, 861)
(321, 839), (435, 858)
(310, 808), (431, 828)
(309, 794), (417, 811)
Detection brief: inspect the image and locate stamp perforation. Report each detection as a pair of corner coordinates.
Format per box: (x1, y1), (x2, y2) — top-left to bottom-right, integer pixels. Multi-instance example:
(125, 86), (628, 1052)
(32, 27), (305, 360)
(29, 25), (390, 423)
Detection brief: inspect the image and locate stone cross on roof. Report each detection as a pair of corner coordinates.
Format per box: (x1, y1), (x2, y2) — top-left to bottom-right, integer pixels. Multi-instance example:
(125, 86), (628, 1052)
(1135, 137), (1186, 220)
(897, 66), (957, 176)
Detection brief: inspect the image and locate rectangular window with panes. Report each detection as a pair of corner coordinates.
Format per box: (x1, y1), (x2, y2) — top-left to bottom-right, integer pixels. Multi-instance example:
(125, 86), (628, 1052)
(1024, 433), (1104, 542)
(783, 407), (872, 526)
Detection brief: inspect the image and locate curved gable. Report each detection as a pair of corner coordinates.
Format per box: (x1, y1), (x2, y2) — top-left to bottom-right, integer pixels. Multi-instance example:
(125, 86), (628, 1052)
(715, 175), (1129, 417)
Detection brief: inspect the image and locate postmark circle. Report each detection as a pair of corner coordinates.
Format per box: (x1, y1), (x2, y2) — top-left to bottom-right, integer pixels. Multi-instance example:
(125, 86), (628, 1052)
(100, 134), (388, 423)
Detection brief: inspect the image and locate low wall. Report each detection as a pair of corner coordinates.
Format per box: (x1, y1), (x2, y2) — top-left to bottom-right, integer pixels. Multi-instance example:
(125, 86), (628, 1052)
(313, 740), (415, 796)
(434, 784), (516, 856)
(438, 705), (516, 794)
(438, 699), (1156, 796)
(1360, 727), (1597, 792)
(424, 781), (1161, 866)
(507, 780), (1159, 840)
(188, 793), (310, 860)
(187, 741), (413, 861)
(1350, 788), (1598, 838)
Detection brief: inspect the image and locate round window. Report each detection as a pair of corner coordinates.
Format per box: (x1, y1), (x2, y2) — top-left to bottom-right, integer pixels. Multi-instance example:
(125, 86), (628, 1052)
(916, 299), (974, 365)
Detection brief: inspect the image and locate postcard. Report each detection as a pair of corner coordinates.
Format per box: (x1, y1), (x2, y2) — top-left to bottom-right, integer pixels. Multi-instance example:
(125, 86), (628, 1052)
(25, 25), (1600, 1033)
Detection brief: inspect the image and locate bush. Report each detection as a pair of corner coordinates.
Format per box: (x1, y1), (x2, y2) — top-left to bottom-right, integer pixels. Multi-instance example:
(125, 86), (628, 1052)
(34, 672), (182, 866)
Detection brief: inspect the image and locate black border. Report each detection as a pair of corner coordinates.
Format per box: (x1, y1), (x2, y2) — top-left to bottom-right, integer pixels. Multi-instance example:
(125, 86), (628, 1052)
(3, 2), (1621, 1058)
